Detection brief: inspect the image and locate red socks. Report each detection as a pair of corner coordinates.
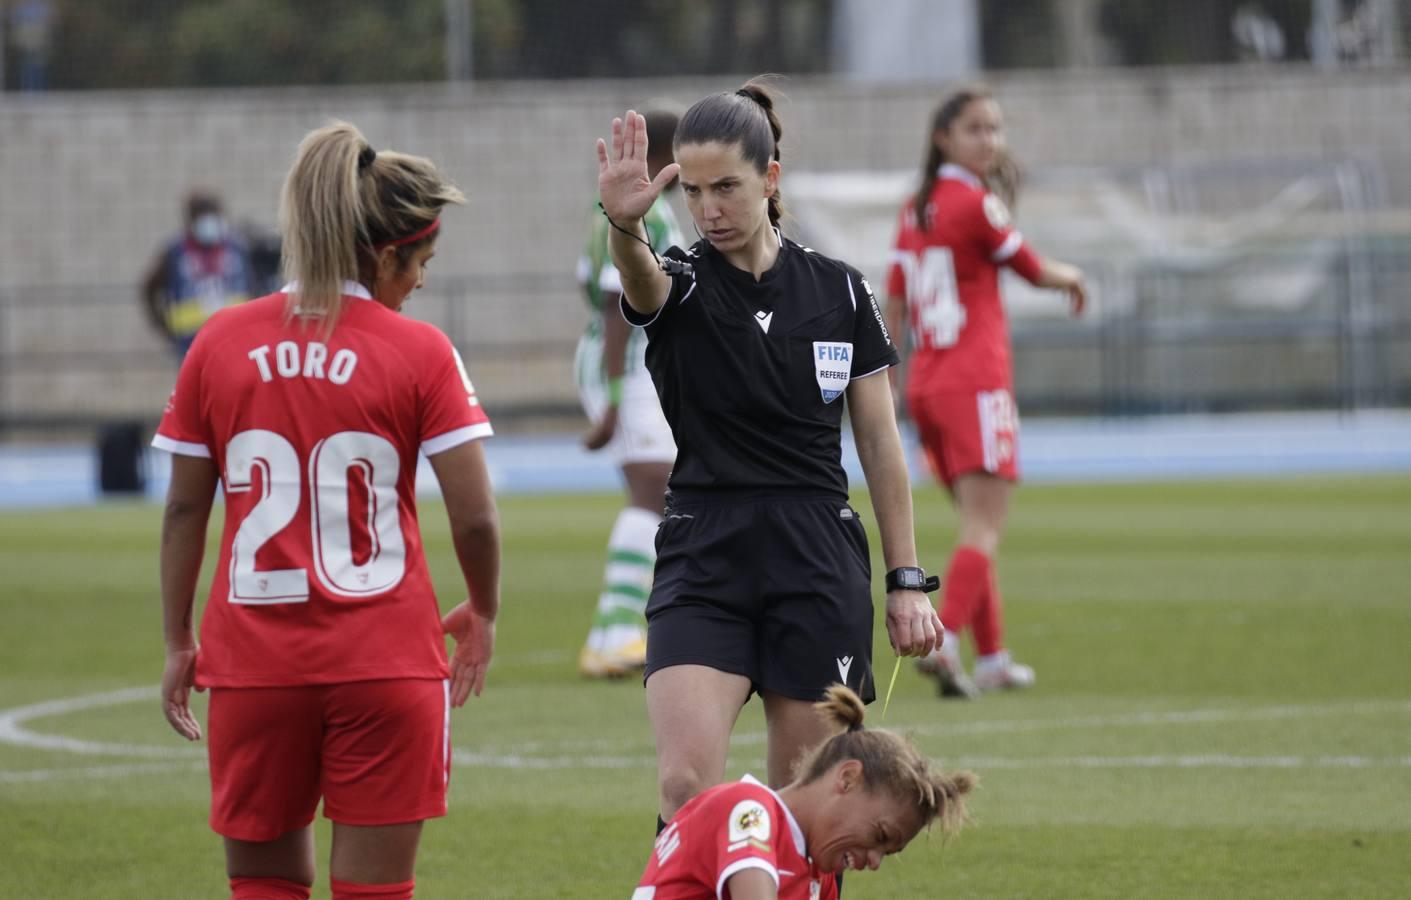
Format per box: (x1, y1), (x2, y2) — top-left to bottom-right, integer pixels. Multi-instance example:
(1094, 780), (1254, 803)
(940, 546), (1005, 655)
(939, 546), (989, 635)
(970, 551), (1004, 656)
(331, 878), (416, 900)
(229, 877), (311, 900)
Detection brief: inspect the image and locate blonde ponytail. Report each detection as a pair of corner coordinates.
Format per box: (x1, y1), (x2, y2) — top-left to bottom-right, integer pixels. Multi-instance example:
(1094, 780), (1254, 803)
(279, 120), (465, 333)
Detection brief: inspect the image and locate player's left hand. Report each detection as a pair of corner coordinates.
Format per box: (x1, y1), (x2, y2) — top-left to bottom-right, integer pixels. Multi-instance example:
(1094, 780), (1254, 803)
(885, 590), (943, 657)
(1066, 279), (1087, 316)
(442, 601), (495, 706)
(1061, 264), (1087, 316)
(160, 645), (203, 741)
(582, 406), (619, 451)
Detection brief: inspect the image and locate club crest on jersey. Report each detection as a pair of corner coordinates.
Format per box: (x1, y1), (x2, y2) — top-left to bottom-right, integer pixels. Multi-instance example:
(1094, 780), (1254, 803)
(983, 194), (1012, 230)
(812, 342), (852, 404)
(727, 799), (772, 853)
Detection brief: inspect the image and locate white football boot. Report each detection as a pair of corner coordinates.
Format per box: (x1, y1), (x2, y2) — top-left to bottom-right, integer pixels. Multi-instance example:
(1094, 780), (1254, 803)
(972, 650), (1036, 692)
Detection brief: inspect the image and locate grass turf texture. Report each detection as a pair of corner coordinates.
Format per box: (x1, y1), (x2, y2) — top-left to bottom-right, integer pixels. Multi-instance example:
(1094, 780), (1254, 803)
(0, 476), (1408, 898)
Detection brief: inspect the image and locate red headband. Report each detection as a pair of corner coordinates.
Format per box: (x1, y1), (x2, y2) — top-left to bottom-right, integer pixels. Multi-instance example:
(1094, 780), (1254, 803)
(372, 218), (440, 250)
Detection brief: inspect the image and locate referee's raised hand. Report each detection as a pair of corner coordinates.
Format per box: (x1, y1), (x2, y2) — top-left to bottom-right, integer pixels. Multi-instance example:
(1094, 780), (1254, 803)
(597, 110), (681, 223)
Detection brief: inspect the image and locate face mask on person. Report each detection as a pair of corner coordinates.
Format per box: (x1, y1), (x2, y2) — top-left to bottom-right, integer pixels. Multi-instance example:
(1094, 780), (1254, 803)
(191, 213), (225, 246)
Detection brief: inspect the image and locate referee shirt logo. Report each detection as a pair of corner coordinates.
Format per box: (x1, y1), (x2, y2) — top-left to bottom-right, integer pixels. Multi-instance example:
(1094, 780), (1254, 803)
(812, 341), (852, 404)
(754, 310), (774, 333)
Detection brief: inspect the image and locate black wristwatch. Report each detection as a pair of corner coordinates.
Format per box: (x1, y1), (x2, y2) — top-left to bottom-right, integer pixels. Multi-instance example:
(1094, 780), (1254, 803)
(885, 566), (941, 593)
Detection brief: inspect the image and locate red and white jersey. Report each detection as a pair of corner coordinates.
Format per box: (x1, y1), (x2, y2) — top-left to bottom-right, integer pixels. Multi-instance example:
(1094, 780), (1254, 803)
(153, 283), (492, 688)
(887, 163), (1043, 392)
(633, 776), (836, 900)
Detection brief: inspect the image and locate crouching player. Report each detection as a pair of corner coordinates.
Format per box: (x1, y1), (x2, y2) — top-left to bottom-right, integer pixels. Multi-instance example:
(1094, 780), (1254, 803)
(632, 685), (975, 899)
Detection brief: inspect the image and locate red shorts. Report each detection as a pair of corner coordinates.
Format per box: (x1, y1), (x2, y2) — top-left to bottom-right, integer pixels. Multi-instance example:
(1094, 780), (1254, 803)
(207, 679), (450, 841)
(908, 387), (1020, 487)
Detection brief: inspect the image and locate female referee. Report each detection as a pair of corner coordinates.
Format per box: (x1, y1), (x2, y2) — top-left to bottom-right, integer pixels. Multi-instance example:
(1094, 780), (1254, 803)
(596, 82), (945, 829)
(886, 86), (1086, 698)
(633, 685), (975, 899)
(154, 122), (499, 900)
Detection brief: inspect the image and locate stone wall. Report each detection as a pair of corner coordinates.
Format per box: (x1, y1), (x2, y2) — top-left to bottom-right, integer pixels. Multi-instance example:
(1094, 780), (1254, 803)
(1, 67), (1407, 423)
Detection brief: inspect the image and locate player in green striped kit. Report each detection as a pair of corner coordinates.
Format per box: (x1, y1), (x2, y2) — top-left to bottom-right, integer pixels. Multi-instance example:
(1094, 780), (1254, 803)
(575, 109), (683, 678)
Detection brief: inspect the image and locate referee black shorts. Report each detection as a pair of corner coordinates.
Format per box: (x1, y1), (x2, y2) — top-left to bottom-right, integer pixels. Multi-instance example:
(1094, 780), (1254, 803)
(644, 490), (876, 703)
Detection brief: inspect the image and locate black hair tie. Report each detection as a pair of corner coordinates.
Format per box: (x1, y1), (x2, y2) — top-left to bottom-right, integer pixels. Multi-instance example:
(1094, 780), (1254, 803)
(847, 721), (864, 733)
(357, 144), (377, 172)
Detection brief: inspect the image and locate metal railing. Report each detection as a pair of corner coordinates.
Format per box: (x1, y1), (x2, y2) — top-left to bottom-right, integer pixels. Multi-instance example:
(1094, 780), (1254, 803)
(1, 245), (1408, 438)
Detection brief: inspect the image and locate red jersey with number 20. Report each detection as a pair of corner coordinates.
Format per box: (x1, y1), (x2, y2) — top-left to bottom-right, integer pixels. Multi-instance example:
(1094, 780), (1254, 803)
(153, 284), (492, 688)
(634, 776), (837, 900)
(887, 163), (1043, 392)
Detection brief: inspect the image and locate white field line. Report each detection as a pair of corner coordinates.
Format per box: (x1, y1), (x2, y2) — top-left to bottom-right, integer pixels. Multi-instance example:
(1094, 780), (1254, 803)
(629, 698), (1411, 750)
(949, 754), (1411, 770)
(449, 699), (1411, 756)
(448, 750), (1411, 772)
(0, 761), (207, 783)
(2, 689), (1409, 782)
(6, 754), (1410, 784)
(894, 698), (1411, 742)
(0, 686), (203, 759)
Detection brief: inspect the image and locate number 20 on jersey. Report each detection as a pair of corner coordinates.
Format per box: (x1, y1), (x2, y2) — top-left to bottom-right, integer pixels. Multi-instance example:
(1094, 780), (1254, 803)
(226, 429), (407, 605)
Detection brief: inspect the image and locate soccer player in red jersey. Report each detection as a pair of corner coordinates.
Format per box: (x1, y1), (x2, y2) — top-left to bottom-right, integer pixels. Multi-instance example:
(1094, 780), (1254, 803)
(154, 122), (500, 900)
(886, 87), (1086, 698)
(633, 685), (974, 899)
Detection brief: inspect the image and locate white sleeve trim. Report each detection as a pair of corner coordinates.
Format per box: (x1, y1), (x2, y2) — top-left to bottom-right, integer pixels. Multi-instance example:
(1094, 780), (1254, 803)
(421, 422), (494, 456)
(992, 231), (1024, 263)
(716, 859), (779, 900)
(620, 282), (685, 331)
(150, 434), (211, 458)
(621, 294), (659, 329)
(846, 274), (858, 311)
(852, 362), (893, 380)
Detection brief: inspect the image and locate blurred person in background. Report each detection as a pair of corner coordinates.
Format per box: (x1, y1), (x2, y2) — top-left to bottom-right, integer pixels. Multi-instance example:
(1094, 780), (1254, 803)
(141, 190), (256, 361)
(9, 0), (54, 92)
(575, 107), (683, 679)
(153, 122), (499, 900)
(633, 684), (975, 899)
(886, 86), (1086, 699)
(597, 83), (943, 843)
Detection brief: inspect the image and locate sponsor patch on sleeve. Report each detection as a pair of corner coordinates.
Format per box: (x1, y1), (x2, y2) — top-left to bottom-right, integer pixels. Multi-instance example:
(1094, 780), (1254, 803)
(725, 799), (773, 853)
(983, 194), (1012, 230)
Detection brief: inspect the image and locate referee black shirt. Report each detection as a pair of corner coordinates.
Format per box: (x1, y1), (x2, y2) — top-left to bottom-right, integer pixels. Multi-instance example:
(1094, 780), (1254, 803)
(622, 229), (899, 500)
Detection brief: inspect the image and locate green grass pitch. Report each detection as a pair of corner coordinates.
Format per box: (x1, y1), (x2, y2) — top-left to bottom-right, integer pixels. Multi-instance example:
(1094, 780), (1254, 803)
(1, 476), (1408, 898)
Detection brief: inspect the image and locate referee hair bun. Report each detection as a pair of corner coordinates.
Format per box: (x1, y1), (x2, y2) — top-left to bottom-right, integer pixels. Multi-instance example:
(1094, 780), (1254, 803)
(736, 81), (782, 146)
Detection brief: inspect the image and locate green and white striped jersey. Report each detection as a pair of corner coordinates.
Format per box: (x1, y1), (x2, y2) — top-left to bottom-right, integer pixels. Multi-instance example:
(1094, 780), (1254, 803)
(577, 195), (684, 325)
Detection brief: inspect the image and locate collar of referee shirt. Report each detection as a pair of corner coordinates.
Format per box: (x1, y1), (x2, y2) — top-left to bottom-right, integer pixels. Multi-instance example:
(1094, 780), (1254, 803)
(707, 225), (788, 285)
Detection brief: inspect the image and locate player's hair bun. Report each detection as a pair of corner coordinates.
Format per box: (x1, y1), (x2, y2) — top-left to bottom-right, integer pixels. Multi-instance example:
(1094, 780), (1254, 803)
(814, 683), (866, 733)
